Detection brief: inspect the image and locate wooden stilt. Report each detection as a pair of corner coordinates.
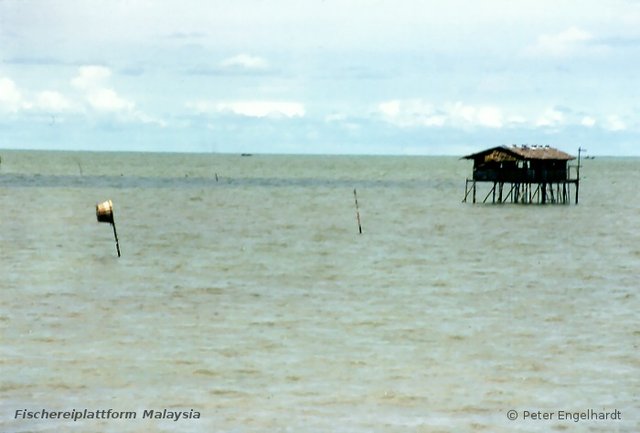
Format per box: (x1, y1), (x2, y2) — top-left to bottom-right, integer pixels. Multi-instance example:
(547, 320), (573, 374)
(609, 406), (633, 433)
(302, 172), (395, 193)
(505, 183), (515, 203)
(463, 179), (471, 203)
(483, 183), (496, 203)
(575, 147), (583, 204)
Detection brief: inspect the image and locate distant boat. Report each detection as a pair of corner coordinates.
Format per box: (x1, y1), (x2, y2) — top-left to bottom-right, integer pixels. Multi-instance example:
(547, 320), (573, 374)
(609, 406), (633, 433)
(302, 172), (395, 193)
(241, 153), (253, 157)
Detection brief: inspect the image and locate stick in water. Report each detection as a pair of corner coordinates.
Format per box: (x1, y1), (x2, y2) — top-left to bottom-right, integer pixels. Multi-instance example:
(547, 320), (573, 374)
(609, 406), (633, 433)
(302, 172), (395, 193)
(111, 220), (121, 257)
(353, 188), (362, 234)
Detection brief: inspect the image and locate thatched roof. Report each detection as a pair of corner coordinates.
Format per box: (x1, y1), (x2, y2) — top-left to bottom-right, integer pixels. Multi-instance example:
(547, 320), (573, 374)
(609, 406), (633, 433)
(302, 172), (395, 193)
(463, 145), (575, 161)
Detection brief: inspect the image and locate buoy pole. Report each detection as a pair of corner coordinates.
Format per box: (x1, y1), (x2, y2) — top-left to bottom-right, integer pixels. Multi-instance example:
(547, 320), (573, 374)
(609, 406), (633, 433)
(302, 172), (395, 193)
(111, 221), (121, 257)
(353, 188), (362, 234)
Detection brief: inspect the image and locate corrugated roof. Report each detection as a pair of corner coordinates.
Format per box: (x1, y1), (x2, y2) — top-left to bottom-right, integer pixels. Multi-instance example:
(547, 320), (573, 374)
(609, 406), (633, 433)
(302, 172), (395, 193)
(463, 145), (575, 161)
(508, 145), (575, 160)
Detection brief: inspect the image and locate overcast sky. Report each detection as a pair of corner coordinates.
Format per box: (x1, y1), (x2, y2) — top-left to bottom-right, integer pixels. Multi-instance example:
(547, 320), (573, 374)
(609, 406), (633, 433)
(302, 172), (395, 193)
(2, 0), (640, 155)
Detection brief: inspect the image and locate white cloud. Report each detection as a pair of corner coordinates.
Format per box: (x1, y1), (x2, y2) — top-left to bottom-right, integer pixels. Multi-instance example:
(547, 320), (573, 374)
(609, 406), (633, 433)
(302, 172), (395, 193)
(220, 101), (304, 118)
(72, 66), (132, 113)
(581, 116), (596, 127)
(536, 107), (565, 127)
(186, 100), (216, 113)
(378, 99), (503, 128)
(86, 88), (135, 112)
(189, 100), (305, 118)
(605, 114), (626, 131)
(526, 26), (595, 57)
(446, 102), (504, 128)
(476, 106), (503, 128)
(69, 66), (159, 123)
(0, 77), (26, 112)
(1, 77), (77, 114)
(507, 115), (527, 125)
(378, 100), (401, 117)
(220, 54), (268, 70)
(447, 102), (476, 124)
(35, 91), (74, 111)
(377, 99), (445, 127)
(378, 100), (638, 135)
(71, 66), (131, 111)
(71, 65), (111, 90)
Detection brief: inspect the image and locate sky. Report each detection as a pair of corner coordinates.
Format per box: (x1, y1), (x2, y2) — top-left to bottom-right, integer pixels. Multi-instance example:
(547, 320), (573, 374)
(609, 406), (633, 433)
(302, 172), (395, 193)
(1, 0), (640, 155)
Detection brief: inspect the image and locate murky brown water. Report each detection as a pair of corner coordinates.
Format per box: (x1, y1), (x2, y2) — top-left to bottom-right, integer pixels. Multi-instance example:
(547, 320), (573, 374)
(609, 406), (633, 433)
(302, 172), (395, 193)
(1, 151), (638, 432)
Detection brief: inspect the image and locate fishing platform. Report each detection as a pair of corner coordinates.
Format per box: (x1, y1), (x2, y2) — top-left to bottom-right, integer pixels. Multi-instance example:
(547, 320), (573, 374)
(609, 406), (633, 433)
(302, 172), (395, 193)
(462, 145), (583, 204)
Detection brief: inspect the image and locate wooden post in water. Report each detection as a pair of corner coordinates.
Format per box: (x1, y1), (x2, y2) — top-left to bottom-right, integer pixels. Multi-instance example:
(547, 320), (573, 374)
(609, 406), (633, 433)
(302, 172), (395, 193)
(353, 189), (362, 234)
(575, 147), (584, 204)
(96, 199), (121, 257)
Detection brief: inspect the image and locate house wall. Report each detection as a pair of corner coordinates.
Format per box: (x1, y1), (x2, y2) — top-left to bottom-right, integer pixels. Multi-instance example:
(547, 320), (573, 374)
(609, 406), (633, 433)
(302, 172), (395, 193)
(473, 159), (568, 182)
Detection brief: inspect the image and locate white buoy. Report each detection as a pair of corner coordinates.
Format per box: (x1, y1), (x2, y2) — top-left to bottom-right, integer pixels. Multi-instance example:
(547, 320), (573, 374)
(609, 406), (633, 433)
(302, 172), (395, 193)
(96, 200), (121, 257)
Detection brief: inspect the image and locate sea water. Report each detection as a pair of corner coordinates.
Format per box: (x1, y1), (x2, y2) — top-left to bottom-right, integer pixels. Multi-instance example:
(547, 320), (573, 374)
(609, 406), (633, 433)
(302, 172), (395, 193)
(0, 150), (638, 432)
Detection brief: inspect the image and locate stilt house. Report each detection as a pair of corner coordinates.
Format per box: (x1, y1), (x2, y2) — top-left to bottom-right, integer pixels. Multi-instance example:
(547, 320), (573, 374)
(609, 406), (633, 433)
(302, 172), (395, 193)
(462, 145), (581, 204)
